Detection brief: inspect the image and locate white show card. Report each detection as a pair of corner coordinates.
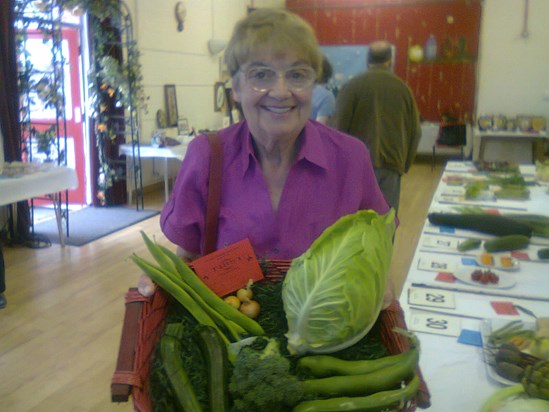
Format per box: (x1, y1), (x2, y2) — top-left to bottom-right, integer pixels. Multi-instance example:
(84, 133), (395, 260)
(421, 235), (460, 251)
(440, 186), (465, 196)
(417, 257), (457, 273)
(408, 286), (456, 309)
(409, 310), (462, 337)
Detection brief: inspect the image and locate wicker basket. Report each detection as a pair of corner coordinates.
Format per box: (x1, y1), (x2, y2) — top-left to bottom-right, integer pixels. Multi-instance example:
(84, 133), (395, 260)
(111, 261), (430, 411)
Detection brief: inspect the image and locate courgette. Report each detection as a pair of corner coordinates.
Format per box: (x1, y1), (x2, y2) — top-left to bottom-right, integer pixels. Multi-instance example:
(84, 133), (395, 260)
(538, 248), (549, 260)
(194, 325), (229, 412)
(160, 323), (203, 412)
(457, 238), (482, 252)
(428, 213), (533, 237)
(483, 235), (530, 253)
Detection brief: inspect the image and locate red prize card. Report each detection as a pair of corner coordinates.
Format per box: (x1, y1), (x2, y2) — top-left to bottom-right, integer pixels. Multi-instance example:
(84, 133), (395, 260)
(191, 238), (264, 297)
(435, 272), (456, 283)
(490, 301), (520, 316)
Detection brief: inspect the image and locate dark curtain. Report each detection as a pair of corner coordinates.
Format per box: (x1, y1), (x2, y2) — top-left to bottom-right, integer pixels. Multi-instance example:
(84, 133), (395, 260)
(1, 0), (31, 241)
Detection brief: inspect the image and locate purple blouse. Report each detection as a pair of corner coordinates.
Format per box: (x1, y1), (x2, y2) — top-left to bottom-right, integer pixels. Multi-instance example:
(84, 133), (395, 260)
(160, 120), (390, 259)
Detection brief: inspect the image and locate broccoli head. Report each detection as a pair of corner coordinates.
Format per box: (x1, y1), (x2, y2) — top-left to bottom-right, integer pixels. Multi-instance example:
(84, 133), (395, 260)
(229, 337), (303, 412)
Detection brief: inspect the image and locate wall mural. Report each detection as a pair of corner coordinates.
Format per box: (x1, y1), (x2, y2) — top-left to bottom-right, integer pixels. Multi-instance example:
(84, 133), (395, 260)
(320, 45), (368, 98)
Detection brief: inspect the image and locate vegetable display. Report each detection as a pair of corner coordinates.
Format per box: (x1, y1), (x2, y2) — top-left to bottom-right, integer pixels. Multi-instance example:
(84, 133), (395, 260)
(282, 209), (396, 355)
(523, 360), (549, 400)
(133, 210), (422, 411)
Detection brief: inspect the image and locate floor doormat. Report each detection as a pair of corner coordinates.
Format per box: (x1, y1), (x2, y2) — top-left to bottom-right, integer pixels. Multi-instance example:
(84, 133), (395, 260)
(32, 206), (160, 247)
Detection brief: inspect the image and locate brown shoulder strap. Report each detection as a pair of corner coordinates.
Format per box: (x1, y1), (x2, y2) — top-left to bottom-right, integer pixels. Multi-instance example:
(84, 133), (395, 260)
(204, 132), (222, 255)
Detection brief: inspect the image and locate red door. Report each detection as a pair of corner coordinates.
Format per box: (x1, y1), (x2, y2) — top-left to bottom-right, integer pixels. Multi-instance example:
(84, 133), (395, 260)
(25, 27), (87, 205)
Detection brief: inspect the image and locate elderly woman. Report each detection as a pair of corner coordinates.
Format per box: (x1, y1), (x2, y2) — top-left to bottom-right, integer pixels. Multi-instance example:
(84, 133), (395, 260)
(159, 9), (391, 264)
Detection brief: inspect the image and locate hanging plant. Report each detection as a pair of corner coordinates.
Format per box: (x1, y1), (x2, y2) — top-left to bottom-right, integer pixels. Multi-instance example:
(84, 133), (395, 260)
(16, 0), (148, 204)
(32, 124), (62, 161)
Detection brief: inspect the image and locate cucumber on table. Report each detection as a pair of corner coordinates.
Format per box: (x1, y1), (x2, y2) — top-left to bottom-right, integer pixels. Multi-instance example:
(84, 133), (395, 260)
(428, 213), (533, 237)
(538, 248), (549, 260)
(484, 235), (530, 253)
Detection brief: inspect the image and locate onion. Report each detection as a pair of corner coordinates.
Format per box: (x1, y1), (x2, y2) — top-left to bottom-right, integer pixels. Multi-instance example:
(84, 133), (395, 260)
(224, 295), (241, 309)
(239, 300), (260, 319)
(236, 279), (254, 302)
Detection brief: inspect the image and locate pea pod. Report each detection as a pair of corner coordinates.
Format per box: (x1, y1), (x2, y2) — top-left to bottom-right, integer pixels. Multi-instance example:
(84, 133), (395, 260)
(301, 346), (419, 397)
(298, 346), (417, 378)
(292, 374), (419, 412)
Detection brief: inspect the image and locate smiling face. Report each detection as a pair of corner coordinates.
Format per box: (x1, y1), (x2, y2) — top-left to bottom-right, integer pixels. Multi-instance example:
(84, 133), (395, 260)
(232, 50), (314, 148)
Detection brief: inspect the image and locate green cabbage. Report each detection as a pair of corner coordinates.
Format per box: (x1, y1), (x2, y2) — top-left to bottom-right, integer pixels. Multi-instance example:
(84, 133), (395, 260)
(282, 209), (396, 355)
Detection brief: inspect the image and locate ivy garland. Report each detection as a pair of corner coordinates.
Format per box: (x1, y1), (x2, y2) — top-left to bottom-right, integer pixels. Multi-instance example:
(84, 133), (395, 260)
(16, 0), (148, 204)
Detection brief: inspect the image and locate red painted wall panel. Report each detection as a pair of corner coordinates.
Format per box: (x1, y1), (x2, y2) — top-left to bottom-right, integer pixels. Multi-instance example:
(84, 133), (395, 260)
(287, 0), (481, 122)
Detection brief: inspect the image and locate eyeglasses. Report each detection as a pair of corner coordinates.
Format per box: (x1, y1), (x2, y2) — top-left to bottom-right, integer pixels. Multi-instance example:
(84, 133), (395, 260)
(241, 65), (316, 92)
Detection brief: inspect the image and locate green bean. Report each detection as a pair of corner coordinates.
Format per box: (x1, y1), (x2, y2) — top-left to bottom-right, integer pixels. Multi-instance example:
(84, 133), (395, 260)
(148, 235), (265, 336)
(131, 255), (229, 346)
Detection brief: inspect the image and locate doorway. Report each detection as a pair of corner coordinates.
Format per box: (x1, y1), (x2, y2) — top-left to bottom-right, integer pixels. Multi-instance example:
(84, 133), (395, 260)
(18, 7), (96, 207)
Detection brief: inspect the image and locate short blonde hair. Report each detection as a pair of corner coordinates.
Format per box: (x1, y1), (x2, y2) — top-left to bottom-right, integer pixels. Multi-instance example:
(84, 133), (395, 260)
(224, 9), (322, 79)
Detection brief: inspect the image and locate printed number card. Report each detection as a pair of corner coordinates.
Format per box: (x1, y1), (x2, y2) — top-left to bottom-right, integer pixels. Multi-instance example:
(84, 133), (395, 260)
(421, 235), (459, 251)
(191, 238), (264, 297)
(409, 311), (462, 337)
(408, 287), (456, 309)
(417, 257), (456, 273)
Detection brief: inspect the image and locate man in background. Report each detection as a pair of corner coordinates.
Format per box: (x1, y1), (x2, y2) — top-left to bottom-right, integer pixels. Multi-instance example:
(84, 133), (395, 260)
(335, 40), (421, 214)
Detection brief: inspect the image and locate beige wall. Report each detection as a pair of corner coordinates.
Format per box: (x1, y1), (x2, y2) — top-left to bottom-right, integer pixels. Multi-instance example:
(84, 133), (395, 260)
(476, 0), (549, 162)
(128, 0), (284, 187)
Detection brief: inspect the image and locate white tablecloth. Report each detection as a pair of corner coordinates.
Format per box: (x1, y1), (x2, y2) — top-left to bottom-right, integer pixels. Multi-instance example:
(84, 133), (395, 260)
(400, 161), (549, 411)
(0, 163), (78, 206)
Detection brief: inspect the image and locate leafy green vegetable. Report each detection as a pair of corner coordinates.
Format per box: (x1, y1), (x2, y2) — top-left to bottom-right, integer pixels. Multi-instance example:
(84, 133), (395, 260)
(465, 181), (492, 200)
(282, 209), (396, 355)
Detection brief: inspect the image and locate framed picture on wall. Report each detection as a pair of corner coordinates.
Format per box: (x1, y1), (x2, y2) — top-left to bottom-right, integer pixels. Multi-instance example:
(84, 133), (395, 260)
(164, 85), (178, 127)
(214, 82), (226, 112)
(177, 117), (190, 135)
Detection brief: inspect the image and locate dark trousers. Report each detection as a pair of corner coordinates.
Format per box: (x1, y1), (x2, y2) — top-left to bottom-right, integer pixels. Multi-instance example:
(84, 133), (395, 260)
(0, 244), (5, 293)
(374, 167), (401, 215)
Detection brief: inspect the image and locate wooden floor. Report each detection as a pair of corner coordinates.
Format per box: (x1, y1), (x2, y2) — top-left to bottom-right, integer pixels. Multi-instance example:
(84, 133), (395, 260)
(0, 159), (442, 411)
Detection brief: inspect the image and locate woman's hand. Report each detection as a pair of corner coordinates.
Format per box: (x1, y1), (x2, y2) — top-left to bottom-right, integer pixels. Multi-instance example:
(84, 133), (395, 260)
(137, 273), (156, 297)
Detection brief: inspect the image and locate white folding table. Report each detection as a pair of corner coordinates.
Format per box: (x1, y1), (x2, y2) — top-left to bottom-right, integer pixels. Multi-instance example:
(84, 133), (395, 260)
(119, 141), (189, 203)
(0, 162), (79, 246)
